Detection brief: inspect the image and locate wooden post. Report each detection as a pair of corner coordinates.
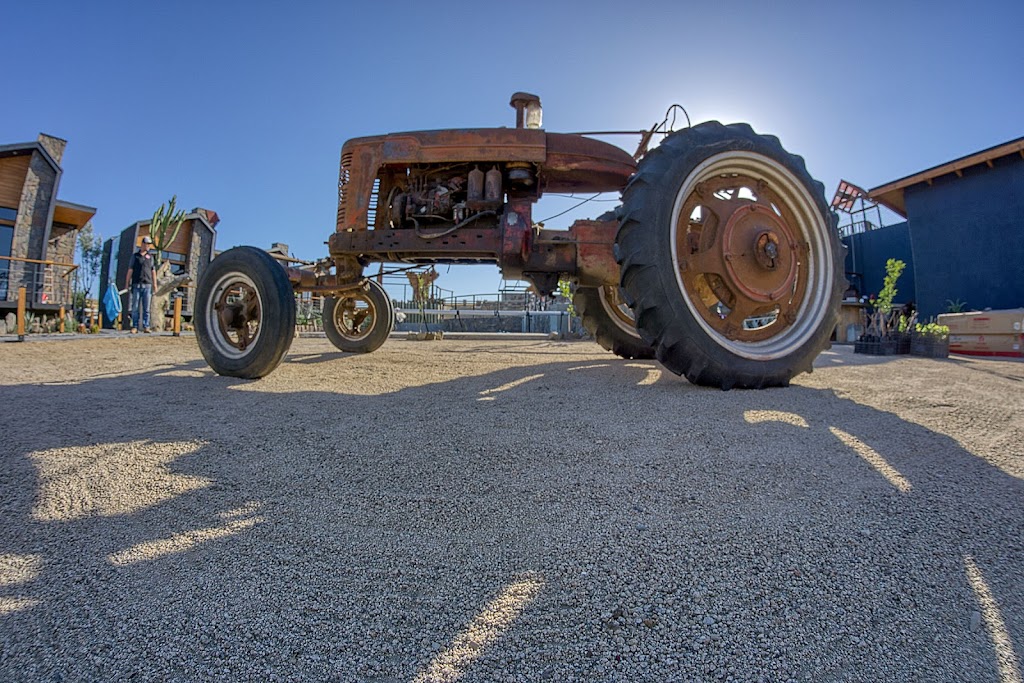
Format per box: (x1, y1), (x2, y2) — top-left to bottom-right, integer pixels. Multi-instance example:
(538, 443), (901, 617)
(98, 312), (103, 331)
(17, 286), (26, 341)
(59, 305), (65, 333)
(173, 296), (182, 336)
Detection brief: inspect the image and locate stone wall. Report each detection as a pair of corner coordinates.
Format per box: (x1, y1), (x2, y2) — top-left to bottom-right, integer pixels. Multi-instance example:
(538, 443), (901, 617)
(50, 228), (77, 265)
(7, 150), (59, 301)
(183, 221), (216, 317)
(186, 229), (201, 313)
(36, 134), (66, 165)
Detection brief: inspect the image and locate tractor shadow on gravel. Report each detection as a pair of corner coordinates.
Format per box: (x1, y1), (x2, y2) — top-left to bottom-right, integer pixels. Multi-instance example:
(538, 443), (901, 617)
(1, 351), (1022, 682)
(287, 350), (356, 365)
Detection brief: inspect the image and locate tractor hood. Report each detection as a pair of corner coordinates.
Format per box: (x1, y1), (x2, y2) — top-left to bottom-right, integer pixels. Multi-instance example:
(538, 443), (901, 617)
(341, 128), (637, 194)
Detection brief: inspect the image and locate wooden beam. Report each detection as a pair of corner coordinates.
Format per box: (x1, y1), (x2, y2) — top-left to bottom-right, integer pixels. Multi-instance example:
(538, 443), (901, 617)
(173, 296), (183, 336)
(17, 287), (26, 341)
(0, 255), (75, 267)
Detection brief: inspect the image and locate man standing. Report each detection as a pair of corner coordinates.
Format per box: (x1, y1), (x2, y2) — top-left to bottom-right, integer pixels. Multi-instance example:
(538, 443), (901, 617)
(125, 235), (156, 333)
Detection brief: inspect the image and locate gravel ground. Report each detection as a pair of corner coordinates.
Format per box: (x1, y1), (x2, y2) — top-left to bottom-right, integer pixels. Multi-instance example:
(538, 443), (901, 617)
(1, 336), (1022, 682)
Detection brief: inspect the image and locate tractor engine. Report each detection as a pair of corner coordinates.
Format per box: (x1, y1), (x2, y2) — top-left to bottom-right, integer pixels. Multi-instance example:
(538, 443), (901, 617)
(388, 165), (506, 228)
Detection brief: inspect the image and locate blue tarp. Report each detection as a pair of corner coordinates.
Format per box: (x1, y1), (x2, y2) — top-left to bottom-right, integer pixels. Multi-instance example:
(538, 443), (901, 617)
(103, 281), (122, 322)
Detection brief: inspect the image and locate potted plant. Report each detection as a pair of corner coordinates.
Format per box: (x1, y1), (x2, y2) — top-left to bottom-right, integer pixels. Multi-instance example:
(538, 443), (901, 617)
(896, 308), (919, 353)
(855, 258), (908, 355)
(911, 322), (950, 358)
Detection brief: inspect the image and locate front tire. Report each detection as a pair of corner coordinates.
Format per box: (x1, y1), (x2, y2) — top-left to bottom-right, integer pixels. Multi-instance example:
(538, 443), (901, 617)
(195, 246), (296, 378)
(574, 285), (655, 360)
(617, 122), (844, 389)
(323, 279), (394, 353)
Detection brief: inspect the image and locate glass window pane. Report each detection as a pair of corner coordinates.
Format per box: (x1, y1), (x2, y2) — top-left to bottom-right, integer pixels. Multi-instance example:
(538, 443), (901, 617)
(0, 225), (12, 300)
(0, 225), (13, 258)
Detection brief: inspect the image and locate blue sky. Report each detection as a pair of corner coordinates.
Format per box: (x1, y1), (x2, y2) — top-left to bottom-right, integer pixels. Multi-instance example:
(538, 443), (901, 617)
(6, 0), (1022, 298)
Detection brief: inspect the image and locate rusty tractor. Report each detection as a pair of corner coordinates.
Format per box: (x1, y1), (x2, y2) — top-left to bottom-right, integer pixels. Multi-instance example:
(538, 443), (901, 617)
(194, 92), (844, 389)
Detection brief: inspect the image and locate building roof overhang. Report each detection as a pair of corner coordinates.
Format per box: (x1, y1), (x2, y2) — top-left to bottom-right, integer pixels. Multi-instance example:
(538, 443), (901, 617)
(52, 200), (97, 230)
(0, 141), (61, 174)
(868, 136), (1024, 218)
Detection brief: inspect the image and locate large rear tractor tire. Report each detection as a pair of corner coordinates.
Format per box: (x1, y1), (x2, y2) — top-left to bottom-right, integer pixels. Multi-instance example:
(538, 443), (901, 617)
(323, 279), (394, 354)
(195, 246), (296, 378)
(617, 122), (844, 389)
(574, 285), (655, 360)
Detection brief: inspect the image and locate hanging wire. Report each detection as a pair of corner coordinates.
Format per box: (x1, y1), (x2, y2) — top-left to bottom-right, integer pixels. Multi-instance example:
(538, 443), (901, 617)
(540, 103), (691, 220)
(414, 211), (496, 240)
(547, 194), (620, 202)
(536, 194), (602, 224)
(632, 103), (692, 161)
(660, 103), (691, 133)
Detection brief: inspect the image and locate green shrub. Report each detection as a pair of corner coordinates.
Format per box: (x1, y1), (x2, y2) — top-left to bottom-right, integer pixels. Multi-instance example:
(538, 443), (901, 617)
(915, 322), (949, 339)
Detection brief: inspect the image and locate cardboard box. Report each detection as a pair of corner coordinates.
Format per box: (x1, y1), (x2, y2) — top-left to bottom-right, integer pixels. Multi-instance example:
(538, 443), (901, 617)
(949, 333), (1023, 357)
(938, 309), (1024, 335)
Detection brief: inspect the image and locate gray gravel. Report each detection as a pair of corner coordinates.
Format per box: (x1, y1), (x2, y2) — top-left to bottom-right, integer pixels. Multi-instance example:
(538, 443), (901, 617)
(1, 337), (1022, 682)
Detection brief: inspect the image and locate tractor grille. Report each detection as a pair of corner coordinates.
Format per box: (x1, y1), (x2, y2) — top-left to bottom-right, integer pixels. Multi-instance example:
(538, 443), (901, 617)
(366, 178), (380, 229)
(336, 152), (353, 228)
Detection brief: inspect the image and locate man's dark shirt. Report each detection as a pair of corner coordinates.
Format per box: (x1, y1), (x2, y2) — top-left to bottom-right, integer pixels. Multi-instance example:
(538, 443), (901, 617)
(129, 250), (156, 285)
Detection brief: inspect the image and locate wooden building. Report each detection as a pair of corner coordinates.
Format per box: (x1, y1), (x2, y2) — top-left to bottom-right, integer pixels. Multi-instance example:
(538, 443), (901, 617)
(99, 208), (219, 324)
(0, 133), (96, 311)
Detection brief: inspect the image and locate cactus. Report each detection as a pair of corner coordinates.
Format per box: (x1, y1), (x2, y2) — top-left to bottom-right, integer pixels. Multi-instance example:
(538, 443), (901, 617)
(149, 195), (187, 267)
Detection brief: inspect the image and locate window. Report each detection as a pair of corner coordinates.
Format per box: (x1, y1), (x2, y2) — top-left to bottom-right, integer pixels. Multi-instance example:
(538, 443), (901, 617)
(107, 235), (120, 283)
(0, 206), (17, 224)
(0, 224), (13, 299)
(0, 226), (11, 257)
(161, 250), (188, 275)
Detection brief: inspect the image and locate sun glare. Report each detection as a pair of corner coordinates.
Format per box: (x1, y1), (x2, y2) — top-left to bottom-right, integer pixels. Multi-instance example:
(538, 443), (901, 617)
(965, 555), (1023, 683)
(108, 505), (264, 567)
(412, 576), (543, 683)
(829, 427), (911, 493)
(30, 440), (211, 522)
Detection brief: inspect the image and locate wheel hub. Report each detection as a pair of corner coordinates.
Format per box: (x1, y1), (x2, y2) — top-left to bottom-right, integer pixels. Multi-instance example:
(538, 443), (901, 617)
(334, 287), (377, 340)
(213, 285), (261, 351)
(720, 204), (798, 303)
(675, 172), (811, 343)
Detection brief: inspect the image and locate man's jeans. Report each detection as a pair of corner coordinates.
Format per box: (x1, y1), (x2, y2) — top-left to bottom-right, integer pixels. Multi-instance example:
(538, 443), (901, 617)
(130, 284), (153, 330)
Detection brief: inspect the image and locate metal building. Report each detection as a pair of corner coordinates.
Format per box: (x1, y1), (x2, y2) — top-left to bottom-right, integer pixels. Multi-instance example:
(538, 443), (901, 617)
(869, 137), (1024, 319)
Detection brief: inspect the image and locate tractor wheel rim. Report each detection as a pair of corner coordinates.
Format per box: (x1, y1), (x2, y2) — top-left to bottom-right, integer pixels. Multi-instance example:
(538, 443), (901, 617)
(334, 290), (377, 342)
(598, 285), (642, 340)
(669, 151), (833, 360)
(208, 272), (263, 359)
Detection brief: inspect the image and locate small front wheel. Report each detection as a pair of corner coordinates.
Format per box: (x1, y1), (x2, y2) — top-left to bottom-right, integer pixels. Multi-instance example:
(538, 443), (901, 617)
(574, 285), (654, 360)
(323, 279), (394, 353)
(194, 246), (296, 378)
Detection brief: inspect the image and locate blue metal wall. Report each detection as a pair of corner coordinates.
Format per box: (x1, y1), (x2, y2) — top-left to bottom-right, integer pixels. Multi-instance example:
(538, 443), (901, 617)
(905, 153), (1024, 319)
(842, 221), (916, 304)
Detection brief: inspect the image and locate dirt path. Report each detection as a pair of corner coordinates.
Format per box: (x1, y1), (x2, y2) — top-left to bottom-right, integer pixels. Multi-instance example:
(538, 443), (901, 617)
(1, 337), (1022, 681)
